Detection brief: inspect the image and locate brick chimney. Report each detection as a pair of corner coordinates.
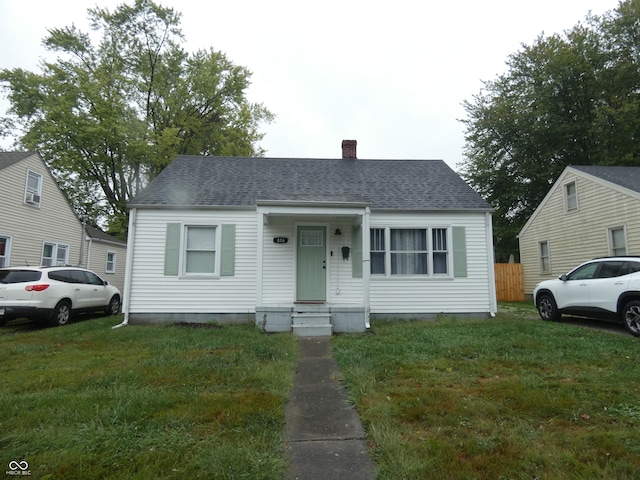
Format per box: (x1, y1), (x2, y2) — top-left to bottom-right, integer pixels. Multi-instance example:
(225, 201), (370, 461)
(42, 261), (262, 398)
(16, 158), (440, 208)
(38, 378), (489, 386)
(341, 140), (357, 159)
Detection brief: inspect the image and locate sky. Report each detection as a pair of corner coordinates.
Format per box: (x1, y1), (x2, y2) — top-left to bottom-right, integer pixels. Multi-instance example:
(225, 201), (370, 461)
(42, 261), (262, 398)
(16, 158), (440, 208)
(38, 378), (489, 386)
(0, 0), (623, 171)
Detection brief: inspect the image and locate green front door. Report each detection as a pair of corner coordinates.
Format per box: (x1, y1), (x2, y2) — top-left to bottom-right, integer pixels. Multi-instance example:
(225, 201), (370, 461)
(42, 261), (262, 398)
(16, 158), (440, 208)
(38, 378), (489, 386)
(296, 226), (326, 301)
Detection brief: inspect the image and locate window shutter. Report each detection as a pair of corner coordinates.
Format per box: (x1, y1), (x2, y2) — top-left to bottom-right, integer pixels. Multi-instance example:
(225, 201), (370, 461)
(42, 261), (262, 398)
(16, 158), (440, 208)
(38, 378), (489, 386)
(452, 226), (467, 278)
(164, 223), (181, 276)
(220, 224), (236, 276)
(352, 226), (362, 278)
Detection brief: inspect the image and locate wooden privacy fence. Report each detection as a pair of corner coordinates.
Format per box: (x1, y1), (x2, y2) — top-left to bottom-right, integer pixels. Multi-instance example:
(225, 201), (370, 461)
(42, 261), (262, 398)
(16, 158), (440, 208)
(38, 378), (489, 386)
(494, 263), (525, 302)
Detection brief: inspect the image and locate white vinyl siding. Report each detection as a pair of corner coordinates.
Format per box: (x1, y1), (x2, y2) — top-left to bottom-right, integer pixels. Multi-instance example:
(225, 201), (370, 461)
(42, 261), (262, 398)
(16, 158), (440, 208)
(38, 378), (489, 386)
(369, 212), (492, 315)
(128, 209), (256, 314)
(520, 169), (640, 295)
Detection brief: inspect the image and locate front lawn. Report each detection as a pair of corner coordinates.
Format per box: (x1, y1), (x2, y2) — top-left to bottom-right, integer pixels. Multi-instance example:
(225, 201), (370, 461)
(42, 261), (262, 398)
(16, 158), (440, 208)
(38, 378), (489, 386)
(333, 304), (640, 480)
(0, 318), (297, 479)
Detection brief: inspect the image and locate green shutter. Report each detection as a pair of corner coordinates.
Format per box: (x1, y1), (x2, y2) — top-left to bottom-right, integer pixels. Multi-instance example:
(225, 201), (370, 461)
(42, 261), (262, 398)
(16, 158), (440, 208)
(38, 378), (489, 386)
(352, 226), (363, 278)
(220, 224), (236, 276)
(164, 223), (181, 276)
(452, 226), (467, 278)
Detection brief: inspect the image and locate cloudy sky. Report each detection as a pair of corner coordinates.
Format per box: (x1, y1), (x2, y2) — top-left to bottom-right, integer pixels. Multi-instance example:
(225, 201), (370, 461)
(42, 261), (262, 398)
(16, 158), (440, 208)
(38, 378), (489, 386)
(0, 0), (622, 170)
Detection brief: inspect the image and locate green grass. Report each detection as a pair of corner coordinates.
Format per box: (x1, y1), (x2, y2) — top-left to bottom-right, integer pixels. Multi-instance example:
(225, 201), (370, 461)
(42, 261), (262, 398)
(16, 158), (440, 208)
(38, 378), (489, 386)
(0, 317), (297, 479)
(333, 303), (640, 480)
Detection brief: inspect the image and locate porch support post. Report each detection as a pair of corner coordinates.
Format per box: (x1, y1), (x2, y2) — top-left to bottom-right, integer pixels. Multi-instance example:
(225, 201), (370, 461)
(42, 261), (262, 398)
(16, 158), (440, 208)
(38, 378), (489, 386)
(256, 209), (265, 309)
(363, 206), (371, 328)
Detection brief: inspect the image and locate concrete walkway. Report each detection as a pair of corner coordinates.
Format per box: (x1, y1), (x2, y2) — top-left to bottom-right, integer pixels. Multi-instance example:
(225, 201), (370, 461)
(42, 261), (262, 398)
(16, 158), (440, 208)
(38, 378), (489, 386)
(285, 337), (377, 480)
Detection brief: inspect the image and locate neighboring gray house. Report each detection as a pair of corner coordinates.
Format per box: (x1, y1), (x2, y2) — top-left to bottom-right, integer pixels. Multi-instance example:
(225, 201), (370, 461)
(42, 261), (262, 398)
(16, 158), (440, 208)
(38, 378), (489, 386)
(122, 141), (497, 335)
(518, 165), (640, 298)
(0, 151), (126, 292)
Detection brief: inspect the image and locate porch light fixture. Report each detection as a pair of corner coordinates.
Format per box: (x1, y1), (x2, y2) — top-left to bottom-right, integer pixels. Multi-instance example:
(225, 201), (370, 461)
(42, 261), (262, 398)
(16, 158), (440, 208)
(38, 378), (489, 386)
(334, 228), (342, 236)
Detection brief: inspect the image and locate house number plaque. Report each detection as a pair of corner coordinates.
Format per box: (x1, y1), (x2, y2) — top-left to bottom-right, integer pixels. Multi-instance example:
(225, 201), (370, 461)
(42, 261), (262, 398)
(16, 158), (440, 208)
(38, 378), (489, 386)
(273, 237), (289, 244)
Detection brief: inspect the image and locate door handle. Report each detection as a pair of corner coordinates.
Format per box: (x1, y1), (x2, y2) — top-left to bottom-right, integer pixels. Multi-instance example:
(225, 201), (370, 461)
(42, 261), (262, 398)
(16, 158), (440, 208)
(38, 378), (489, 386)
(322, 260), (326, 270)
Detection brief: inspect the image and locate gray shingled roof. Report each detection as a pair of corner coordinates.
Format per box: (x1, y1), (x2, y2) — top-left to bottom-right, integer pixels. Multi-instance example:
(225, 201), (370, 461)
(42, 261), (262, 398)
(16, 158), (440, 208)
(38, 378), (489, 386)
(129, 156), (493, 211)
(572, 165), (640, 194)
(0, 151), (36, 170)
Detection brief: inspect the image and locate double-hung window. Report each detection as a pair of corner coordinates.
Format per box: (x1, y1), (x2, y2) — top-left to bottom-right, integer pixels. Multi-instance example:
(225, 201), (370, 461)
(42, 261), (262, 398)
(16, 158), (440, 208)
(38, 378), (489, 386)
(391, 229), (428, 275)
(25, 170), (43, 206)
(106, 251), (116, 273)
(371, 227), (451, 276)
(184, 226), (216, 274)
(565, 181), (578, 212)
(42, 243), (69, 266)
(610, 227), (627, 256)
(0, 236), (10, 267)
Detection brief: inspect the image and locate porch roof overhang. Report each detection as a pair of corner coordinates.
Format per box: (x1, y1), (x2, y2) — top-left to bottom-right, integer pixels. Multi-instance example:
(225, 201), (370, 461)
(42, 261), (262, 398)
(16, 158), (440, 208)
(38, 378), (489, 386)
(256, 196), (370, 224)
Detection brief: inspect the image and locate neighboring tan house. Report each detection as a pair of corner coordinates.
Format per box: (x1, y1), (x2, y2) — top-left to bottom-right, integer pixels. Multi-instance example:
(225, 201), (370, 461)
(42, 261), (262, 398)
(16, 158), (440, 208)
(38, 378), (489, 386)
(83, 225), (127, 293)
(121, 141), (497, 335)
(0, 151), (126, 292)
(518, 165), (640, 298)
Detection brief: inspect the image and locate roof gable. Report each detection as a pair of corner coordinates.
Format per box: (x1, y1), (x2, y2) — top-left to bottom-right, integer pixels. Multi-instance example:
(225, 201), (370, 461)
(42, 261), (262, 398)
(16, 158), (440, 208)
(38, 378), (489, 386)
(130, 156), (492, 211)
(518, 165), (640, 238)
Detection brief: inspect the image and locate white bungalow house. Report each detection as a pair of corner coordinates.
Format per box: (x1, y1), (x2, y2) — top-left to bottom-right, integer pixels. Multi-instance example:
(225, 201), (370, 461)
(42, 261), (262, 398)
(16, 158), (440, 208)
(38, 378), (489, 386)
(518, 165), (640, 298)
(0, 151), (127, 293)
(121, 141), (497, 335)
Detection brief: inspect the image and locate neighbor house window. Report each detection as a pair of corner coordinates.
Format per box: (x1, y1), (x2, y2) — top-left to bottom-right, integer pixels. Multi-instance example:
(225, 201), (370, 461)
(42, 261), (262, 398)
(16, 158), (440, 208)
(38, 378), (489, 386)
(184, 226), (216, 274)
(25, 170), (43, 206)
(0, 236), (10, 267)
(610, 227), (627, 256)
(370, 227), (450, 276)
(106, 251), (116, 273)
(42, 243), (69, 266)
(565, 181), (578, 212)
(539, 240), (550, 273)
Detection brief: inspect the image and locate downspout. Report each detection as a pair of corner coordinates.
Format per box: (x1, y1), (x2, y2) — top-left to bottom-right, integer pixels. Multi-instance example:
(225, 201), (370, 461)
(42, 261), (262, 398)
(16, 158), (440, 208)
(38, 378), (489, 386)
(486, 211), (498, 317)
(113, 208), (136, 329)
(78, 219), (86, 266)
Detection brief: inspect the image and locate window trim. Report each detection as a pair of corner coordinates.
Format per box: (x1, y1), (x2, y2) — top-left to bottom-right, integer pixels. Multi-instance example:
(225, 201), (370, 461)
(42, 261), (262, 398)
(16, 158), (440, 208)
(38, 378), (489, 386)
(539, 240), (551, 274)
(564, 180), (578, 212)
(0, 235), (11, 267)
(42, 242), (69, 266)
(609, 226), (627, 256)
(105, 251), (116, 273)
(182, 224), (220, 277)
(369, 226), (453, 277)
(25, 169), (43, 207)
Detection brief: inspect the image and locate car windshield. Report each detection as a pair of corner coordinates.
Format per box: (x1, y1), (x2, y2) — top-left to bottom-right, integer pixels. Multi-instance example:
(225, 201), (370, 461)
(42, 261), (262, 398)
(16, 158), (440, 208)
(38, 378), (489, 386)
(0, 270), (42, 283)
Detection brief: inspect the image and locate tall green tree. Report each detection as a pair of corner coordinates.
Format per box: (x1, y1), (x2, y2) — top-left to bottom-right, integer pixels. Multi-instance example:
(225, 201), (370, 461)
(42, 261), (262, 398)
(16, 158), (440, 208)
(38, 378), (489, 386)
(460, 0), (640, 261)
(0, 0), (273, 237)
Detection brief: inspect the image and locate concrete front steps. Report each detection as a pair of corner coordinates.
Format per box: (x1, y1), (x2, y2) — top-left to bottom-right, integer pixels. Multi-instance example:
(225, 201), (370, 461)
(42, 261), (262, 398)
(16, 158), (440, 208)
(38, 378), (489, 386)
(291, 304), (332, 336)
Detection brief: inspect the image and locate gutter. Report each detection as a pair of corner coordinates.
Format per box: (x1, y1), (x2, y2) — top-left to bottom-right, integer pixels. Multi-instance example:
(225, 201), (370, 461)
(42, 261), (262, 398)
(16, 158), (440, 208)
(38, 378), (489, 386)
(113, 208), (136, 329)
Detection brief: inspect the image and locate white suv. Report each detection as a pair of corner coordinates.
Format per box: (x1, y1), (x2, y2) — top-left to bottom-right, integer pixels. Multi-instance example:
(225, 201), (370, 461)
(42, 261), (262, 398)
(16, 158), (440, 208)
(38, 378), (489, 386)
(0, 266), (121, 327)
(533, 257), (640, 337)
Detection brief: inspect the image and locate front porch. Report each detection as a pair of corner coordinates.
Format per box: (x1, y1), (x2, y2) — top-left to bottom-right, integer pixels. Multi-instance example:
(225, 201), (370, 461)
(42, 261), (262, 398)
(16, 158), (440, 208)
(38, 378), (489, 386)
(256, 304), (368, 336)
(256, 199), (371, 336)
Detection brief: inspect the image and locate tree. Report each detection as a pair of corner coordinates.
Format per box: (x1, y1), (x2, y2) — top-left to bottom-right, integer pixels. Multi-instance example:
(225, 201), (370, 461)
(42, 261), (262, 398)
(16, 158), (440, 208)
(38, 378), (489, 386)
(0, 0), (274, 238)
(459, 0), (640, 261)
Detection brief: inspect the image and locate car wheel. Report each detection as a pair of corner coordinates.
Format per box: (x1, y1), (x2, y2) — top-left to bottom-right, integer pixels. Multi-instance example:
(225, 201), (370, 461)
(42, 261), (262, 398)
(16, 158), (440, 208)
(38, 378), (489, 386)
(50, 300), (71, 326)
(622, 301), (640, 337)
(104, 295), (121, 316)
(537, 293), (560, 321)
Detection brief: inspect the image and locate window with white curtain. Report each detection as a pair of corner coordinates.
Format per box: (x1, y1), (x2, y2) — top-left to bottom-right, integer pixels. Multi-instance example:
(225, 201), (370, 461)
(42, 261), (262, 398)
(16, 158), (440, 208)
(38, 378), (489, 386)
(390, 229), (427, 274)
(370, 227), (452, 276)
